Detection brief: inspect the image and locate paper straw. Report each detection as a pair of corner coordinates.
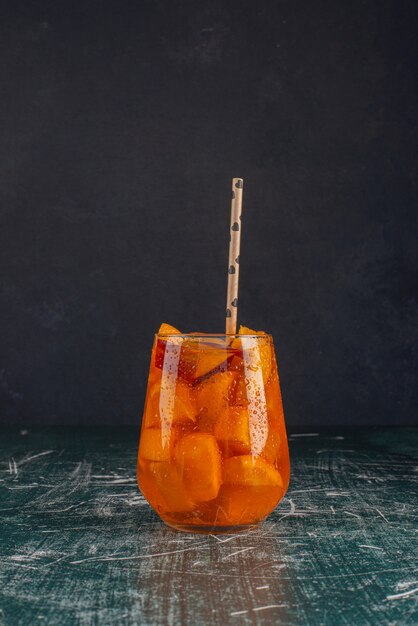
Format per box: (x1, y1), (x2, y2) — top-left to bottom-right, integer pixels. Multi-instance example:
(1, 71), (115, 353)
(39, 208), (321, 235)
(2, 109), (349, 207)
(225, 178), (243, 334)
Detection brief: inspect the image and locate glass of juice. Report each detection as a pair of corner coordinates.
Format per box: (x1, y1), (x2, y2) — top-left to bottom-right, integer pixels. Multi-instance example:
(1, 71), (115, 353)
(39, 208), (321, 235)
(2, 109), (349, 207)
(137, 324), (290, 533)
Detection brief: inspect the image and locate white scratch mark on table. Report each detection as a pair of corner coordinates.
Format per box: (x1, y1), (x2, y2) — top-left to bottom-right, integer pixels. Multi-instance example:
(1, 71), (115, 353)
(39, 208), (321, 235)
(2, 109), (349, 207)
(6, 484), (39, 490)
(106, 493), (135, 498)
(386, 587), (418, 601)
(230, 609), (248, 616)
(70, 542), (208, 564)
(210, 533), (252, 543)
(91, 474), (125, 478)
(247, 561), (286, 574)
(16, 451), (54, 466)
(222, 547), (255, 560)
(397, 581), (418, 590)
(91, 478), (135, 485)
(9, 457), (18, 475)
(278, 498), (297, 521)
(46, 501), (90, 513)
(290, 487), (328, 494)
(374, 508), (390, 523)
(6, 562), (39, 570)
(253, 604), (287, 612)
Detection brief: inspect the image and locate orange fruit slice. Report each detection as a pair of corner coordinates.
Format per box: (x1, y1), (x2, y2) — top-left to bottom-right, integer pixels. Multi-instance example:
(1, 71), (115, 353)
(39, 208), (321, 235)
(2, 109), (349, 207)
(158, 323), (182, 335)
(215, 484), (282, 525)
(148, 461), (195, 512)
(194, 348), (229, 379)
(238, 325), (273, 385)
(214, 406), (251, 455)
(261, 429), (281, 465)
(174, 433), (222, 501)
(155, 325), (230, 383)
(137, 458), (168, 511)
(144, 380), (196, 429)
(179, 337), (229, 383)
(223, 455), (283, 488)
(265, 377), (284, 426)
(138, 428), (170, 462)
(154, 323), (182, 369)
(195, 370), (235, 431)
(229, 369), (248, 405)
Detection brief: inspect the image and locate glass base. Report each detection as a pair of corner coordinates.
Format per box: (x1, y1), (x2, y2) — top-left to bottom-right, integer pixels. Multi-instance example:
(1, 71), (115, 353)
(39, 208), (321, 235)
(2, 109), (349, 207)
(165, 522), (260, 534)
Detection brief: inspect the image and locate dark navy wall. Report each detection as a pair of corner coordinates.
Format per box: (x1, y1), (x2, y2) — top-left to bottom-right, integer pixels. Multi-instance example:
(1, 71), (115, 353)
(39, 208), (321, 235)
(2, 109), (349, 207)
(1, 0), (417, 426)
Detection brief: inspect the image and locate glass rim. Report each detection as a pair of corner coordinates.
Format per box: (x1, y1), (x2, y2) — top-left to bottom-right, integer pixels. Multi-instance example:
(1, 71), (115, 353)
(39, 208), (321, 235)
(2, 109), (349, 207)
(155, 332), (272, 339)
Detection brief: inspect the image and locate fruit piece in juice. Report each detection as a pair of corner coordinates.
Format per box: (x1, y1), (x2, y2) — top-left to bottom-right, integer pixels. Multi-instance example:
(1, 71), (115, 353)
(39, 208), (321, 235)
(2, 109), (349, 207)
(137, 458), (168, 512)
(155, 324), (230, 383)
(261, 429), (281, 464)
(228, 328), (273, 407)
(258, 377), (282, 464)
(224, 455), (283, 487)
(147, 461), (195, 512)
(214, 405), (251, 455)
(144, 380), (196, 429)
(216, 485), (281, 525)
(138, 428), (171, 462)
(158, 323), (182, 335)
(238, 325), (272, 385)
(215, 455), (284, 525)
(174, 433), (222, 502)
(181, 337), (229, 382)
(148, 350), (163, 388)
(195, 370), (235, 432)
(154, 323), (182, 369)
(227, 349), (248, 406)
(229, 370), (248, 405)
(231, 331), (272, 456)
(265, 376), (283, 423)
(195, 352), (229, 380)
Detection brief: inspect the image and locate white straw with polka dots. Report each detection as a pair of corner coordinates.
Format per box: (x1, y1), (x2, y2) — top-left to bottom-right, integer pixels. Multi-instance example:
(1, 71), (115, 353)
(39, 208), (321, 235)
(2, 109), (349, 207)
(225, 178), (243, 334)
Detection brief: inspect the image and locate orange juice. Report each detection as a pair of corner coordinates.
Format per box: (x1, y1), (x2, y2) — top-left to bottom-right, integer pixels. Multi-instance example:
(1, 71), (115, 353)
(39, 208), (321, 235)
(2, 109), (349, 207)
(137, 324), (290, 532)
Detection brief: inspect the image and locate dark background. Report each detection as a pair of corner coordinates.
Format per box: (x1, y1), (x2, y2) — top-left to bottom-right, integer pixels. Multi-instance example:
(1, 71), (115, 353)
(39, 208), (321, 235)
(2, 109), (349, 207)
(1, 1), (417, 428)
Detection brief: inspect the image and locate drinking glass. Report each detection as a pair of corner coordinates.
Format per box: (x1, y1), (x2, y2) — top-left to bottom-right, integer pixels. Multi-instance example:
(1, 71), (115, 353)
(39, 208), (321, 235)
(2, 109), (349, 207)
(137, 332), (290, 533)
